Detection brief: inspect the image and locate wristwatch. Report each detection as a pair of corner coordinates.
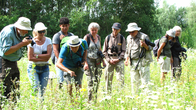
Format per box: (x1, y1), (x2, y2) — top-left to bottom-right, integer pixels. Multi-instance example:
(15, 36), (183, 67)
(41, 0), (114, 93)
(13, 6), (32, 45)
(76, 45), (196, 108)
(36, 54), (38, 58)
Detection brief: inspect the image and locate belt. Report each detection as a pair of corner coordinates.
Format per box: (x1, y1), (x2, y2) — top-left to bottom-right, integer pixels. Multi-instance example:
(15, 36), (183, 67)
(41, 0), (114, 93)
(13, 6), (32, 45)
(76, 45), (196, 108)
(108, 54), (118, 57)
(35, 63), (51, 66)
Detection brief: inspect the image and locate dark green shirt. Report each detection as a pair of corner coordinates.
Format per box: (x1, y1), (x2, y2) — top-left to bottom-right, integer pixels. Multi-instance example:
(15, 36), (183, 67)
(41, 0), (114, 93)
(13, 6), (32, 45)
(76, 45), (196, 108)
(159, 37), (171, 58)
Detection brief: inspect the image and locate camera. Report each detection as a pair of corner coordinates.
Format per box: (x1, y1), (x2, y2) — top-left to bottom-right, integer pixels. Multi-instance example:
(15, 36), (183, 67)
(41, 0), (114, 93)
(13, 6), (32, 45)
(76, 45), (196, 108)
(97, 50), (105, 59)
(26, 35), (36, 46)
(76, 61), (84, 68)
(111, 45), (118, 53)
(143, 39), (155, 47)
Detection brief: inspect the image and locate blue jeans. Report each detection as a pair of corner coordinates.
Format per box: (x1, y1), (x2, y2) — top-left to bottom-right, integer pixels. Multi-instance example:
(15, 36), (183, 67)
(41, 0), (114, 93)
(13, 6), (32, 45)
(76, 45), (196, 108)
(55, 65), (65, 84)
(27, 64), (49, 97)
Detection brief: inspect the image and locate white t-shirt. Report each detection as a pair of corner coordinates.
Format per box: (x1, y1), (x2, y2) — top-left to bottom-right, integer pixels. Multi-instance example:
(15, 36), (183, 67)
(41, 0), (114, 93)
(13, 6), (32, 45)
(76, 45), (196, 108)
(28, 37), (52, 65)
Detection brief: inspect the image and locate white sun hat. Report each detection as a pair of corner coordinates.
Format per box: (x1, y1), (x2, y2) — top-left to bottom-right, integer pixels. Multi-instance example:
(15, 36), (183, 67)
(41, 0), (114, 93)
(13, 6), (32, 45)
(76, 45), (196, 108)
(34, 22), (47, 31)
(67, 36), (82, 47)
(166, 29), (175, 37)
(125, 22), (141, 32)
(173, 26), (182, 31)
(14, 17), (32, 30)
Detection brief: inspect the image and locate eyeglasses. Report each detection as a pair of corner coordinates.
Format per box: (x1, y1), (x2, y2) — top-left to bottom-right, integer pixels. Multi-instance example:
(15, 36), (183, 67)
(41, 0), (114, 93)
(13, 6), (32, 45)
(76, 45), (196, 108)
(38, 30), (45, 34)
(129, 31), (135, 34)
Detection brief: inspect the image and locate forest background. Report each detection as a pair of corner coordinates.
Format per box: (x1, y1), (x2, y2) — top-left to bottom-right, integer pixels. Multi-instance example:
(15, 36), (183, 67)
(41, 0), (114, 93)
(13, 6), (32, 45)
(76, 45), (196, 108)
(0, 0), (196, 48)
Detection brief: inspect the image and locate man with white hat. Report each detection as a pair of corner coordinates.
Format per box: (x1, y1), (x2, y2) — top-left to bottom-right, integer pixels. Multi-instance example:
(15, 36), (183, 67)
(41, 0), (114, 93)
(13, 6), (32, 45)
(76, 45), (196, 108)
(0, 17), (32, 103)
(103, 22), (126, 94)
(56, 36), (88, 98)
(124, 22), (153, 95)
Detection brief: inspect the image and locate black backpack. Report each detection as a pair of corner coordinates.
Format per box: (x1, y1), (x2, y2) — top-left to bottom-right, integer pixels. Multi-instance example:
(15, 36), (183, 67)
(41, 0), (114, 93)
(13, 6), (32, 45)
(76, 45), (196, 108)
(153, 36), (168, 57)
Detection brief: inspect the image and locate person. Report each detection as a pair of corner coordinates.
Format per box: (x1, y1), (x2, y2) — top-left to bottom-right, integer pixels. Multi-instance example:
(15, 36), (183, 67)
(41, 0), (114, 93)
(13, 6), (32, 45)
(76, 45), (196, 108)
(52, 17), (74, 89)
(157, 29), (175, 83)
(27, 22), (52, 98)
(0, 17), (32, 103)
(56, 36), (88, 99)
(83, 22), (106, 102)
(124, 23), (153, 95)
(102, 23), (126, 94)
(170, 26), (186, 80)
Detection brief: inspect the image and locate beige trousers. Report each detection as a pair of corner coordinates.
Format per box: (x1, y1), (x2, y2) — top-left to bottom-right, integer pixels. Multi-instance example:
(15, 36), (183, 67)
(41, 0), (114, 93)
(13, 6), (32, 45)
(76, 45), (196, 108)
(105, 58), (124, 93)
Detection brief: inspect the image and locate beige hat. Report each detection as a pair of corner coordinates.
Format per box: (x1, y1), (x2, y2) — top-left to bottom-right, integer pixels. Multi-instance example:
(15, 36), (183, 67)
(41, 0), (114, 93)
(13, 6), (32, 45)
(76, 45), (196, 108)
(166, 29), (175, 37)
(14, 17), (32, 30)
(67, 36), (82, 47)
(125, 23), (141, 32)
(34, 22), (47, 31)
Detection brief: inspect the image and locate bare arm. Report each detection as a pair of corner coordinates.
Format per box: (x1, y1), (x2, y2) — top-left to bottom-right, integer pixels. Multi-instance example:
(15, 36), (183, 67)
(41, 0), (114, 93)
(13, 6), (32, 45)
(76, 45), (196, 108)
(157, 42), (166, 61)
(36, 44), (52, 61)
(56, 58), (76, 77)
(5, 38), (31, 55)
(28, 43), (52, 62)
(53, 44), (59, 58)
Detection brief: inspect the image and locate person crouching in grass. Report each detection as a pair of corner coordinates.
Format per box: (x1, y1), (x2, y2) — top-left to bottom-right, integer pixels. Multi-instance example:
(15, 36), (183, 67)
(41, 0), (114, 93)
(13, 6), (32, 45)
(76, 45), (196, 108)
(56, 36), (88, 100)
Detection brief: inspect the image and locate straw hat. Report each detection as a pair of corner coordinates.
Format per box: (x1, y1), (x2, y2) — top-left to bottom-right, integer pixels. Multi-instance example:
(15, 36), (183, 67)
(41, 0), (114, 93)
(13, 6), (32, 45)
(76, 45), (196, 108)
(67, 36), (82, 47)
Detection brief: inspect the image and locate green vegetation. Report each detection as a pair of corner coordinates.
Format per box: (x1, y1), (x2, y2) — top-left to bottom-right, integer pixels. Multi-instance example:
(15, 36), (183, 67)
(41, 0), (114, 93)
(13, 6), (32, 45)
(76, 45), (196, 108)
(0, 49), (195, 110)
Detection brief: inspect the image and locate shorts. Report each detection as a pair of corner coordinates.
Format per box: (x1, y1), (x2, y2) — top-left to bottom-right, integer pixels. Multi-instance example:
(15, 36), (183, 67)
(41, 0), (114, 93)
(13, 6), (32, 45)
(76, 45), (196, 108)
(158, 56), (171, 72)
(64, 67), (84, 85)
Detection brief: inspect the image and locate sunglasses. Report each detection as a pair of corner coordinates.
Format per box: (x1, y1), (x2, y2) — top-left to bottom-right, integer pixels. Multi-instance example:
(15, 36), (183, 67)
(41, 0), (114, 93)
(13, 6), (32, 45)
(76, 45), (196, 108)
(129, 31), (135, 34)
(38, 30), (46, 34)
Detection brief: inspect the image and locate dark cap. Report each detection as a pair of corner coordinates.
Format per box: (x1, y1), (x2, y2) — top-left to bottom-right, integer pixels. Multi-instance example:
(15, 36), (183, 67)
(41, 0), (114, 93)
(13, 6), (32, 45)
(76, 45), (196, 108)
(112, 23), (121, 30)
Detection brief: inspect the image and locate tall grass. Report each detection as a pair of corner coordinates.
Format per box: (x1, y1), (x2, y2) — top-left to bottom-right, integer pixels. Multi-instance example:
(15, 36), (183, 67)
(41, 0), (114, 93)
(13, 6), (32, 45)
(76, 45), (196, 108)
(2, 49), (196, 110)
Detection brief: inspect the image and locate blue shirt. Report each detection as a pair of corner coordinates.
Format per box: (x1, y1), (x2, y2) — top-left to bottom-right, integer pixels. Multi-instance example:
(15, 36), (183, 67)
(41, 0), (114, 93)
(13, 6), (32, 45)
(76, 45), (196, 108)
(59, 39), (88, 68)
(0, 24), (23, 61)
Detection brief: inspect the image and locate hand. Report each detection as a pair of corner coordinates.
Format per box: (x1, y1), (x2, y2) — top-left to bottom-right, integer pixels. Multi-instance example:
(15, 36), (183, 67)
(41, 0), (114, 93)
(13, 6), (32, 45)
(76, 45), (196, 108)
(113, 59), (120, 64)
(22, 37), (32, 46)
(60, 35), (65, 40)
(157, 57), (159, 62)
(109, 59), (116, 65)
(68, 70), (76, 77)
(140, 40), (146, 47)
(83, 63), (89, 70)
(124, 60), (129, 66)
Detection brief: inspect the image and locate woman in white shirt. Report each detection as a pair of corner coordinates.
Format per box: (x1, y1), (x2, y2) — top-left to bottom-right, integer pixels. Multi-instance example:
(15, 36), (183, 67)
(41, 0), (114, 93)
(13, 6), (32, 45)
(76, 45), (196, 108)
(27, 22), (52, 98)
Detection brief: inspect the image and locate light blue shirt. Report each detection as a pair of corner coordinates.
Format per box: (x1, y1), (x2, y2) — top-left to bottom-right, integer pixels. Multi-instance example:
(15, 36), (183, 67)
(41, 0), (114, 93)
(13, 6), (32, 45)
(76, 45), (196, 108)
(0, 24), (24, 61)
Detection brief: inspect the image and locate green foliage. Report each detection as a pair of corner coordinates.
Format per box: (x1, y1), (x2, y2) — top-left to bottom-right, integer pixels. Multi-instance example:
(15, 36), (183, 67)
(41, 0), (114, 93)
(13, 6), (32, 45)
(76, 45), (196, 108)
(1, 49), (196, 109)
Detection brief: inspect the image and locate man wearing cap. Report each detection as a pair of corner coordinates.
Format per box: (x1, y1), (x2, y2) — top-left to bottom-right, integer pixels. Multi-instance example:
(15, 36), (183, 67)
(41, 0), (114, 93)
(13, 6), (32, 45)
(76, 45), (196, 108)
(0, 17), (32, 102)
(103, 22), (126, 93)
(56, 36), (88, 98)
(124, 23), (153, 95)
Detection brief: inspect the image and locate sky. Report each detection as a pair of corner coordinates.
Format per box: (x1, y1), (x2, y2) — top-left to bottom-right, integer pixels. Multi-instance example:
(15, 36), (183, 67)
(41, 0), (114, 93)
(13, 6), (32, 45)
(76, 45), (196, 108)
(157, 0), (195, 8)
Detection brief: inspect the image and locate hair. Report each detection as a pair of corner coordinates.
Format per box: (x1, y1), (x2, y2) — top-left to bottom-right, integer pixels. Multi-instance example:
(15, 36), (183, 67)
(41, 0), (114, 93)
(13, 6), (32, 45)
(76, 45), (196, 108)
(59, 17), (69, 25)
(32, 29), (47, 37)
(88, 22), (100, 32)
(173, 26), (182, 37)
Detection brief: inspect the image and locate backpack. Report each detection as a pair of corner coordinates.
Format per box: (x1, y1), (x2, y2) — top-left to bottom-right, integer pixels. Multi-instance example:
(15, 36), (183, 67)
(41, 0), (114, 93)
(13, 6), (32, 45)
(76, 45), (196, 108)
(60, 37), (71, 48)
(106, 34), (124, 51)
(153, 36), (168, 57)
(51, 32), (74, 65)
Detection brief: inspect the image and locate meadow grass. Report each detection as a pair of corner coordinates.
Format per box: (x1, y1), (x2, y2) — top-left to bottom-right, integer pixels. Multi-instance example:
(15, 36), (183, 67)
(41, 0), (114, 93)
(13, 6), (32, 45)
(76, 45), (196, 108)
(2, 49), (196, 110)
